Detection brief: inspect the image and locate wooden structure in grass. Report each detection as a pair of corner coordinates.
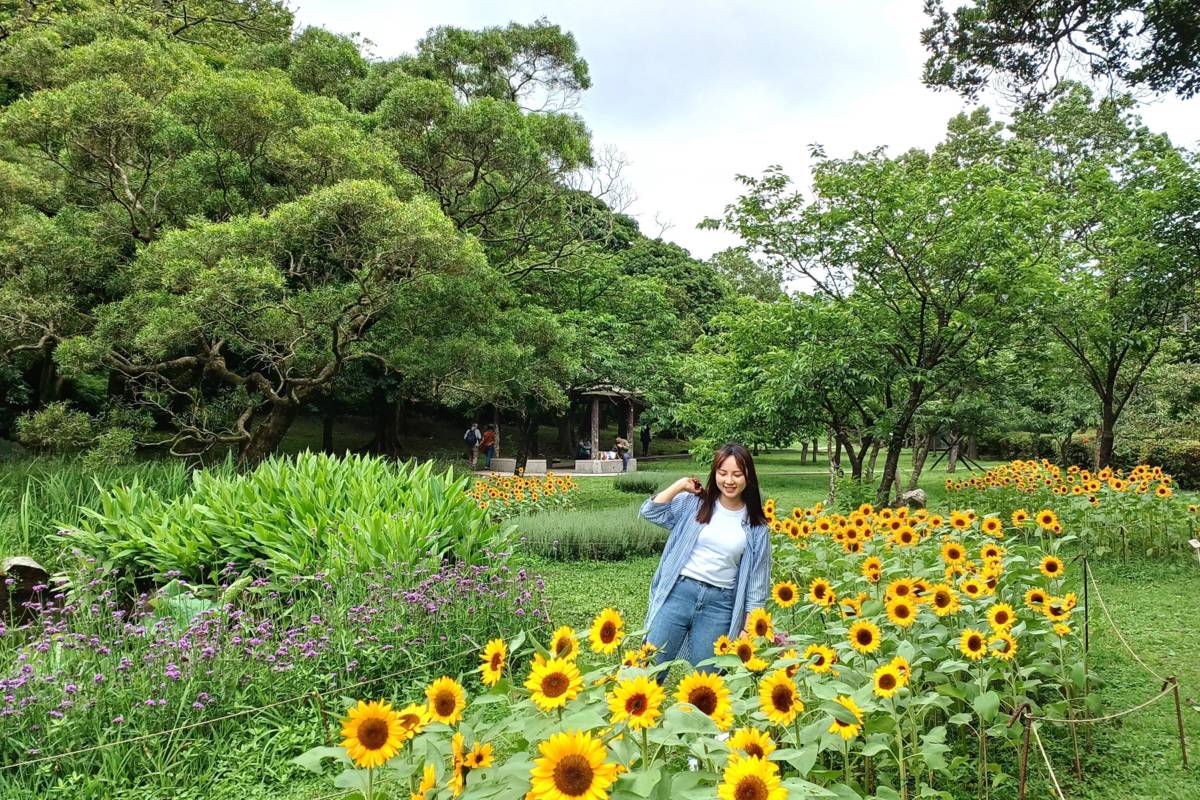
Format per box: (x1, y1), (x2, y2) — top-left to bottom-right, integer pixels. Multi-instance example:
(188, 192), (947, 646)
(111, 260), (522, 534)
(576, 384), (641, 474)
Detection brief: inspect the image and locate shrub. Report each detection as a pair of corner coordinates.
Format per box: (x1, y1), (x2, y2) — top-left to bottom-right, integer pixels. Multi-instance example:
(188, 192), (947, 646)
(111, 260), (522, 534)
(514, 507), (667, 560)
(15, 402), (94, 452)
(65, 453), (511, 580)
(612, 471), (668, 494)
(1139, 439), (1200, 489)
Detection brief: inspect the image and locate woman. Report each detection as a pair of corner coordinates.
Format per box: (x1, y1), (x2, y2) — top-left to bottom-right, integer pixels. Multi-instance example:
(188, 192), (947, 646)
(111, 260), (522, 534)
(479, 425), (497, 469)
(639, 443), (771, 679)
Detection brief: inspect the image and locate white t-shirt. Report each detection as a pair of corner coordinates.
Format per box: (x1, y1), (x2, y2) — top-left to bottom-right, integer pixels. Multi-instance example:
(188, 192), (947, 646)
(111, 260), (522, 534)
(680, 501), (748, 589)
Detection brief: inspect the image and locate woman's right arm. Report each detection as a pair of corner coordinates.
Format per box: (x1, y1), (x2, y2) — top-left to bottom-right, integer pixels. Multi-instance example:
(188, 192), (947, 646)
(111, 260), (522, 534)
(639, 477), (702, 530)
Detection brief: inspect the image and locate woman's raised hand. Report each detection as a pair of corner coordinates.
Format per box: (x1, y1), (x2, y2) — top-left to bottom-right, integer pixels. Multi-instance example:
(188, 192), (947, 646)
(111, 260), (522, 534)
(675, 476), (703, 495)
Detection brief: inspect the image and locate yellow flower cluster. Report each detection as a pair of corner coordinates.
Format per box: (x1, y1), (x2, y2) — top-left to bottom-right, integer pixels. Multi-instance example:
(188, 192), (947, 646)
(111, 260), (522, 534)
(467, 472), (578, 516)
(945, 459), (1174, 500)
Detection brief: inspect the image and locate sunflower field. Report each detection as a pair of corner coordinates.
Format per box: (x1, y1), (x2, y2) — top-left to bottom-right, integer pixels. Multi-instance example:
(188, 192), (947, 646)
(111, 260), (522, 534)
(946, 460), (1198, 560)
(298, 498), (1096, 800)
(469, 473), (580, 520)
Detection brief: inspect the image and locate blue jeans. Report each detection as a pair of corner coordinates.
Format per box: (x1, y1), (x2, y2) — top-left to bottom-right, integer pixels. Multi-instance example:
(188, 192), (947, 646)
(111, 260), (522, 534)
(484, 445), (495, 468)
(646, 575), (735, 683)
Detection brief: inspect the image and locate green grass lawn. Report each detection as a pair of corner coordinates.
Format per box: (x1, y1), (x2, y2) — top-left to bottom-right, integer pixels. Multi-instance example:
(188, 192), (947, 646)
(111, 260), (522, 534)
(513, 449), (1200, 800)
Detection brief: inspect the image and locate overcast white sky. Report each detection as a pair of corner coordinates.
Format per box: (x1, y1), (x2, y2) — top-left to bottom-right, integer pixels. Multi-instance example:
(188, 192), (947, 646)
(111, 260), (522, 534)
(293, 1), (1200, 260)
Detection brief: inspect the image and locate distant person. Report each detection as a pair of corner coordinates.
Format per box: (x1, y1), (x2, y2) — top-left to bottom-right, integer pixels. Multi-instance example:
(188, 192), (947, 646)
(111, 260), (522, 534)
(463, 422), (483, 469)
(615, 436), (631, 472)
(577, 438), (592, 460)
(638, 442), (771, 683)
(480, 424), (497, 469)
(640, 425), (651, 457)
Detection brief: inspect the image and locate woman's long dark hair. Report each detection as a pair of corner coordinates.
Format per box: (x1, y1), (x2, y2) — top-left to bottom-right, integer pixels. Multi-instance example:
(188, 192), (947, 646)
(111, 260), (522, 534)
(694, 442), (767, 527)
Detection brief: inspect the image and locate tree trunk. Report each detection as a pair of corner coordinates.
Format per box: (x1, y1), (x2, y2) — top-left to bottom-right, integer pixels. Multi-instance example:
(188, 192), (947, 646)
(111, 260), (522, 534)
(493, 407), (502, 458)
(1096, 398), (1116, 469)
(34, 349), (61, 407)
(947, 434), (960, 474)
(1059, 432), (1074, 468)
(907, 431), (931, 492)
(875, 393), (920, 507)
(826, 429), (838, 505)
(967, 433), (978, 461)
(589, 397), (599, 459)
(322, 409), (335, 454)
(364, 395), (404, 458)
(866, 440), (882, 481)
(239, 403), (299, 466)
(812, 438), (819, 462)
(800, 441), (808, 465)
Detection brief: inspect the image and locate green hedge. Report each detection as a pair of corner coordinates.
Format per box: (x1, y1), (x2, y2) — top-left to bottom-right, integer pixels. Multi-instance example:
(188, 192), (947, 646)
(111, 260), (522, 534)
(613, 471), (671, 494)
(66, 452), (510, 580)
(515, 506), (667, 560)
(1137, 440), (1200, 489)
(975, 432), (1092, 466)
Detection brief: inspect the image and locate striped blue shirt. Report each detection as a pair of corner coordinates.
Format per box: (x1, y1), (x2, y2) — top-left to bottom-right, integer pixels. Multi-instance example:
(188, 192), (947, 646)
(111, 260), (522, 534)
(639, 492), (772, 639)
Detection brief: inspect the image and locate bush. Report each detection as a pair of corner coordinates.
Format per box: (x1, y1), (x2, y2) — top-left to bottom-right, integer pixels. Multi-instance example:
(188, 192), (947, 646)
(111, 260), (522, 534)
(515, 507), (667, 560)
(15, 402), (94, 452)
(612, 471), (669, 494)
(66, 452), (511, 580)
(1138, 439), (1200, 489)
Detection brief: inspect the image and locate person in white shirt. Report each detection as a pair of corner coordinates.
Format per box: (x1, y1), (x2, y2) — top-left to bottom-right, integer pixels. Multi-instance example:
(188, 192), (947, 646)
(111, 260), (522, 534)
(638, 443), (773, 684)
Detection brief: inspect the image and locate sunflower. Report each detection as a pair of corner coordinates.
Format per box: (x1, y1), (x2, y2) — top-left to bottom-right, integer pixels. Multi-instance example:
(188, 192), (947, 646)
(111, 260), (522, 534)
(959, 628), (987, 661)
(480, 639), (507, 687)
(676, 671), (733, 730)
(340, 700), (404, 769)
(1039, 555), (1065, 580)
(885, 597), (918, 629)
(885, 578), (915, 600)
(1011, 509), (1029, 527)
(528, 730), (619, 800)
(1043, 597), (1072, 622)
(525, 657), (583, 712)
(848, 620), (882, 654)
(828, 696), (864, 740)
(950, 511), (971, 531)
(1155, 483), (1172, 498)
(926, 514), (945, 529)
(1024, 587), (1048, 611)
(717, 755), (786, 800)
(713, 635), (735, 657)
(989, 631), (1017, 661)
(941, 541), (966, 564)
(778, 648), (801, 678)
(588, 608), (625, 655)
(873, 663), (903, 698)
(861, 557), (883, 583)
(1035, 509), (1059, 531)
(746, 608), (774, 640)
(960, 577), (985, 599)
(621, 650), (643, 668)
(889, 655), (911, 685)
(426, 677), (467, 726)
(771, 581), (800, 608)
(733, 637), (757, 665)
(745, 656), (770, 673)
(395, 703), (431, 743)
(839, 593), (866, 618)
(892, 526), (918, 547)
(549, 626), (579, 660)
(929, 583), (960, 617)
(727, 727), (776, 761)
(808, 577), (835, 608)
(607, 675), (665, 731)
(411, 763), (437, 800)
(981, 517), (1003, 537)
(758, 669), (804, 726)
(803, 643), (837, 674)
(986, 602), (1016, 632)
(1053, 622), (1072, 637)
(980, 543), (1005, 561)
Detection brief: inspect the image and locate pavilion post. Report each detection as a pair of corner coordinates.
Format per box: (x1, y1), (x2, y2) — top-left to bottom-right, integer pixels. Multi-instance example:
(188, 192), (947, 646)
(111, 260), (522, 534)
(590, 396), (600, 459)
(626, 400), (635, 441)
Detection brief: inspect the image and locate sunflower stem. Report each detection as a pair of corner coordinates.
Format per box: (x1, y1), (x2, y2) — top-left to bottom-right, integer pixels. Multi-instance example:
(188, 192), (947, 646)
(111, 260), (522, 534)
(640, 726), (649, 769)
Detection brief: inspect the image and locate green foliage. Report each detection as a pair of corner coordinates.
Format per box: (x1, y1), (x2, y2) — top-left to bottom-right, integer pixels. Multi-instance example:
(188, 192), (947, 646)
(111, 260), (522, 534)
(515, 507), (667, 560)
(14, 401), (93, 451)
(612, 471), (668, 494)
(1137, 439), (1200, 489)
(67, 452), (512, 579)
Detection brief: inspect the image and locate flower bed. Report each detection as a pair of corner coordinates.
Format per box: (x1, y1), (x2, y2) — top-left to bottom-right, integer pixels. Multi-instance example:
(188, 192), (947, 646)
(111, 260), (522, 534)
(468, 473), (579, 520)
(300, 499), (1091, 800)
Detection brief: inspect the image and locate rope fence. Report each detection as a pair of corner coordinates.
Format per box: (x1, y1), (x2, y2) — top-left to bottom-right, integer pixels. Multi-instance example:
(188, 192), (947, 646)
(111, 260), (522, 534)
(0, 643), (482, 772)
(1031, 722), (1070, 800)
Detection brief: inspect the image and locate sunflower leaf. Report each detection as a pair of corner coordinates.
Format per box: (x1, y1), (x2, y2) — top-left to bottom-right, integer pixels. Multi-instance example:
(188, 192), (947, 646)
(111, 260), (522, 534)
(292, 746), (349, 773)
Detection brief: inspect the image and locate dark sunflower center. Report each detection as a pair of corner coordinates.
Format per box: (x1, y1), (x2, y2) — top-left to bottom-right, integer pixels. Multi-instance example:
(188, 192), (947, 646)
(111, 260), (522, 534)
(745, 742), (764, 759)
(770, 684), (794, 712)
(541, 672), (570, 698)
(895, 604), (910, 619)
(969, 635), (983, 651)
(358, 717), (390, 750)
(555, 639), (573, 657)
(754, 620), (769, 636)
(814, 585), (826, 599)
(935, 592), (951, 608)
(813, 653), (826, 667)
(995, 611), (1009, 625)
(600, 621), (617, 643)
(879, 673), (896, 691)
(625, 693), (648, 715)
(433, 691), (457, 717)
(1047, 563), (1059, 573)
(779, 587), (794, 601)
(490, 653), (503, 669)
(399, 713), (421, 732)
(736, 645), (753, 662)
(856, 629), (873, 646)
(689, 687), (718, 715)
(895, 585), (910, 596)
(552, 753), (594, 797)
(734, 776), (768, 800)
